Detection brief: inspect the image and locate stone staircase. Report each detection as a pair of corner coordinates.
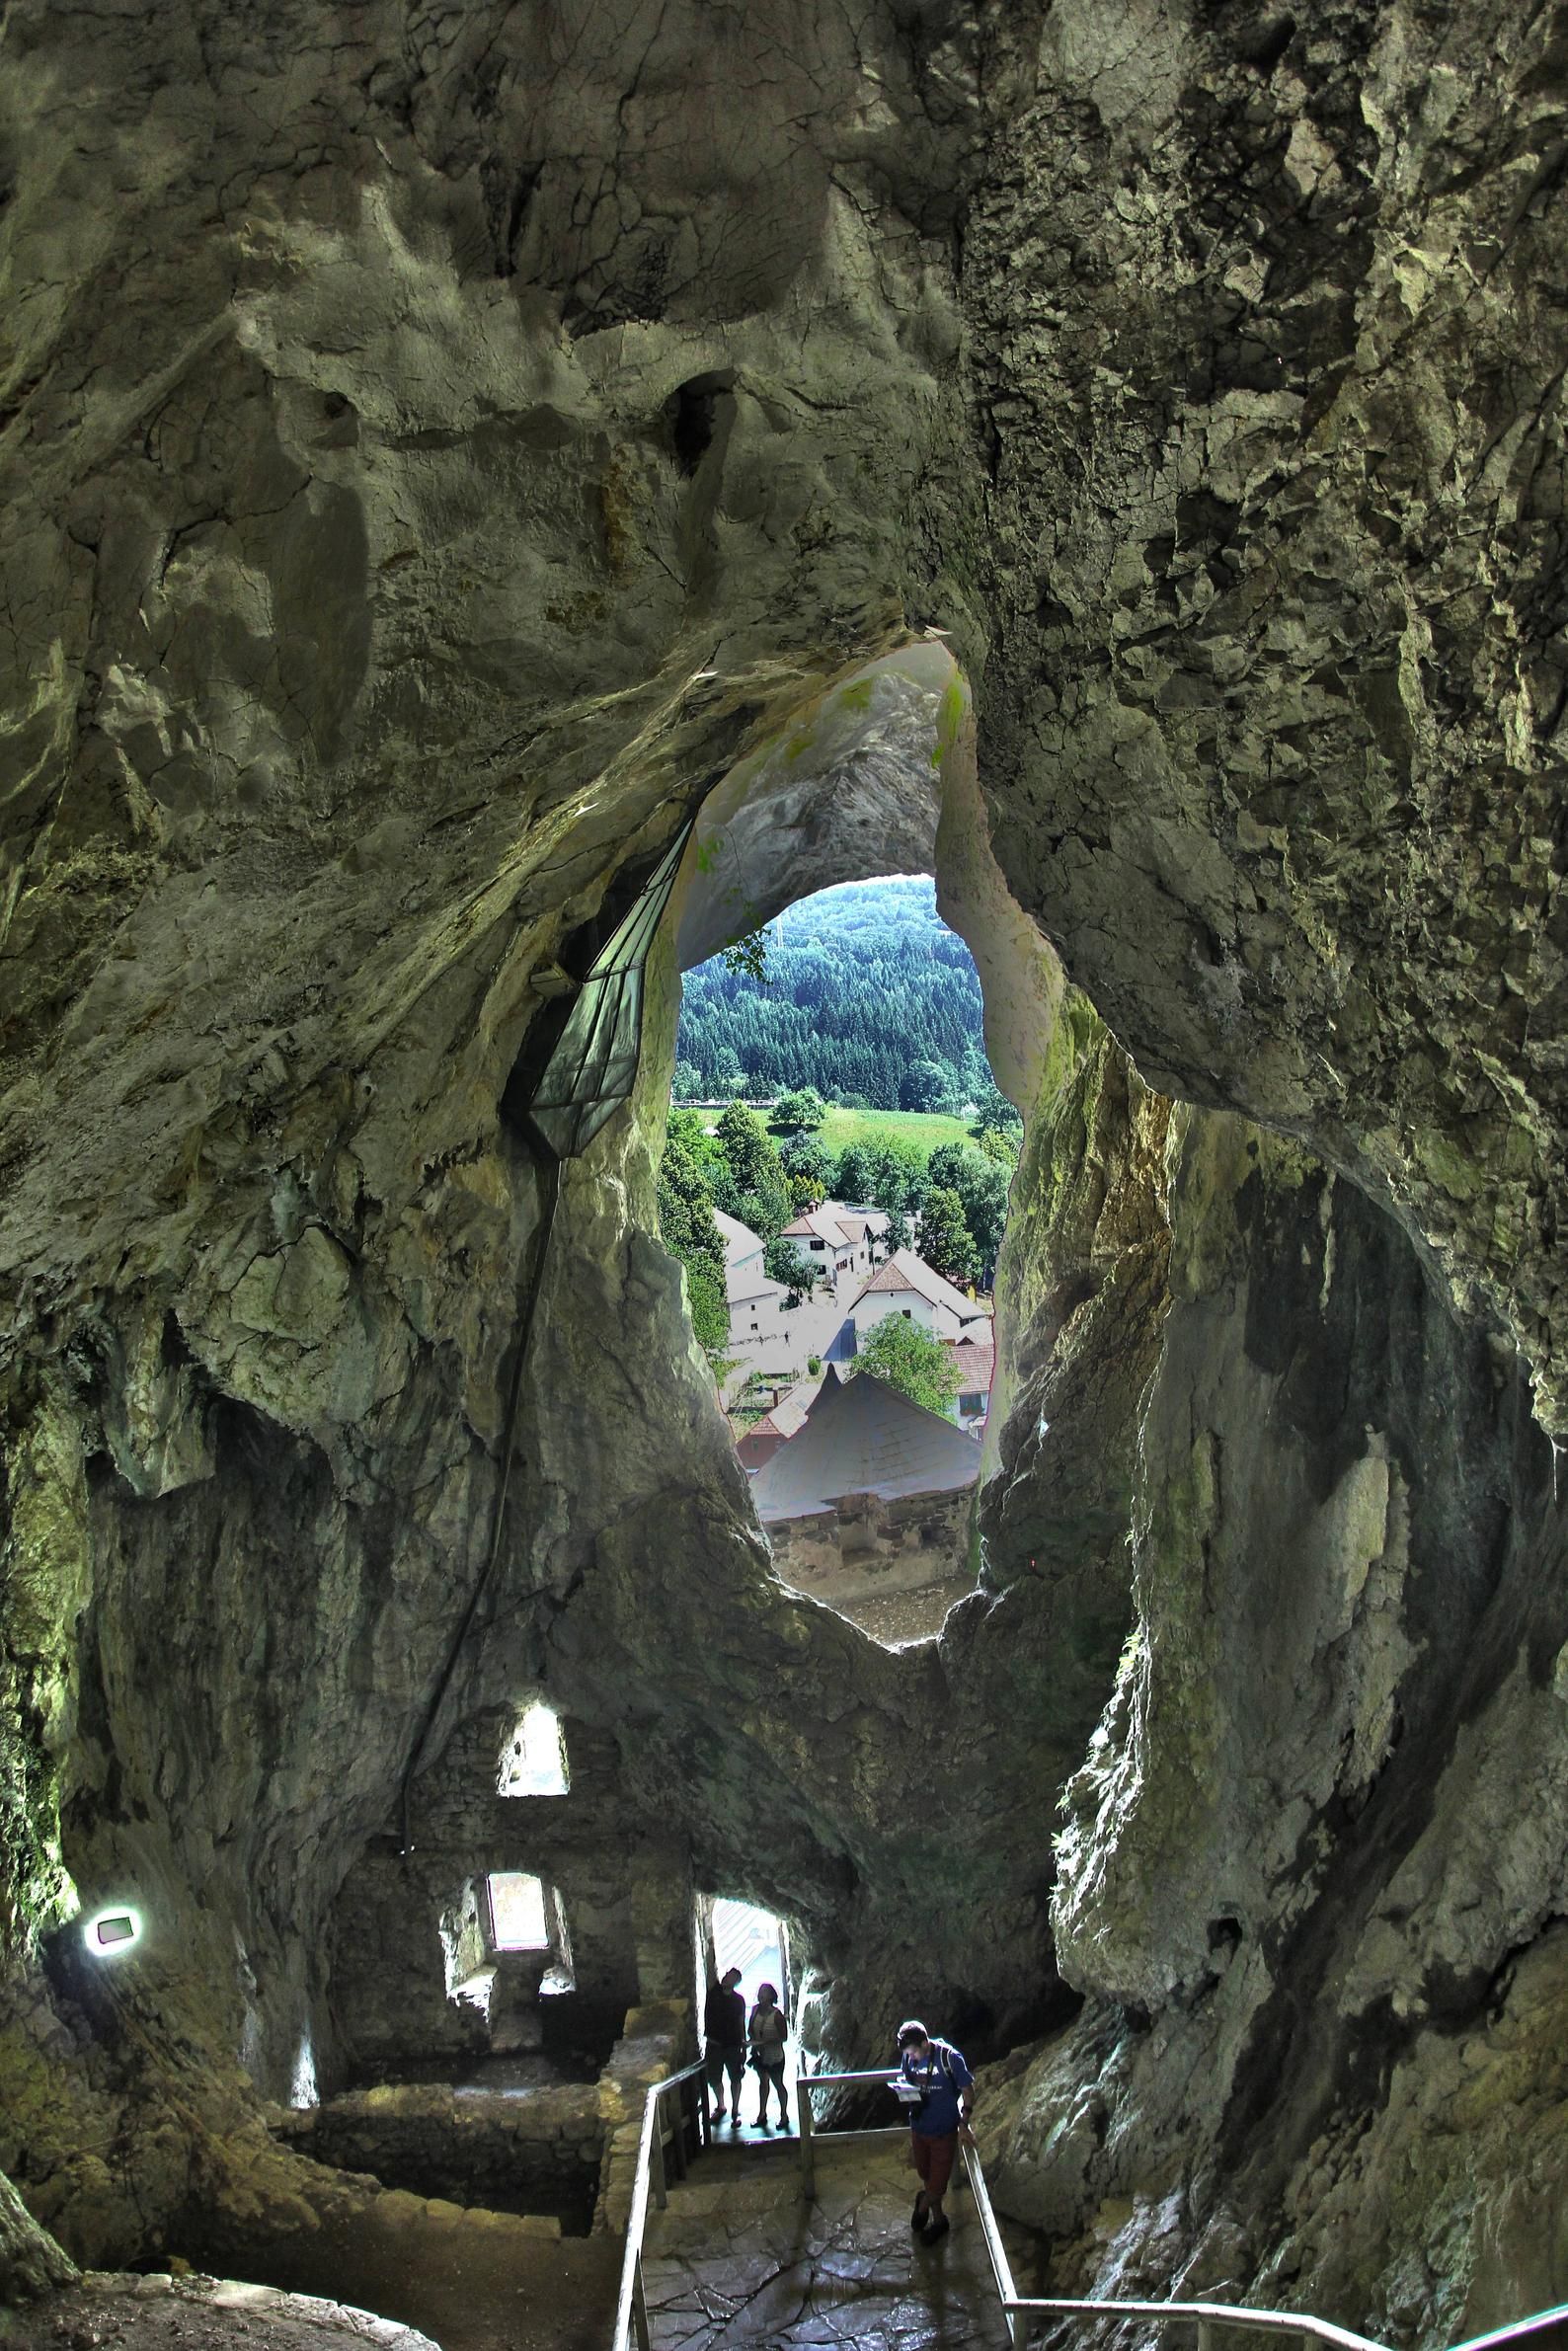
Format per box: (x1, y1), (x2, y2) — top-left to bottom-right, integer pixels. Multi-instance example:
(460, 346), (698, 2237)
(637, 2131), (1014, 2347)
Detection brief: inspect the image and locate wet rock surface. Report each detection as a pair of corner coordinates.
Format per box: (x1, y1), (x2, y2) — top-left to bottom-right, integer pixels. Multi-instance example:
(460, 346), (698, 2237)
(1, 1), (1567, 2342)
(640, 2135), (1014, 2349)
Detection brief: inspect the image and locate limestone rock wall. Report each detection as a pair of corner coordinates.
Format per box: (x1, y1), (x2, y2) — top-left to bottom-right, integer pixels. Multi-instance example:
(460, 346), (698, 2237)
(967, 0), (1568, 1427)
(329, 1708), (692, 2077)
(981, 1066), (1568, 2340)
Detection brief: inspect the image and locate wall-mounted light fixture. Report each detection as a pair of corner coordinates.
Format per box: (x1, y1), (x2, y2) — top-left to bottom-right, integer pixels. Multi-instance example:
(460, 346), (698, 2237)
(84, 1906), (141, 1956)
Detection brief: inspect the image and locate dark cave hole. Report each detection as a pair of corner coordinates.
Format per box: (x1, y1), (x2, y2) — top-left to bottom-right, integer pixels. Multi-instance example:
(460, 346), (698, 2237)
(1238, 12), (1297, 71)
(667, 371), (734, 476)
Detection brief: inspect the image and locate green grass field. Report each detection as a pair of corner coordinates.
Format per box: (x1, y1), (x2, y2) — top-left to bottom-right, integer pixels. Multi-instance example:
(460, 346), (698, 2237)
(805, 1105), (975, 1160)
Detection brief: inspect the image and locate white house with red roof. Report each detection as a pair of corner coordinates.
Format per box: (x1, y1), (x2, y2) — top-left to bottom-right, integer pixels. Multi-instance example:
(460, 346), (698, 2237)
(848, 1247), (991, 1347)
(942, 1330), (995, 1429)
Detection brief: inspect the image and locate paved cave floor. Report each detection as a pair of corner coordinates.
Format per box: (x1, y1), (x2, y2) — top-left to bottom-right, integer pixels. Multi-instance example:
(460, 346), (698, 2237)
(641, 2131), (1028, 2349)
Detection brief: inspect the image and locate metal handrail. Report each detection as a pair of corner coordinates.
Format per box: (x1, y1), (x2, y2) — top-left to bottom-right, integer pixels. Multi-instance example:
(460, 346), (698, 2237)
(1450, 2314), (1568, 2351)
(618, 2055), (1568, 2351)
(610, 2056), (710, 2351)
(960, 2131), (1387, 2351)
(961, 2134), (1568, 2351)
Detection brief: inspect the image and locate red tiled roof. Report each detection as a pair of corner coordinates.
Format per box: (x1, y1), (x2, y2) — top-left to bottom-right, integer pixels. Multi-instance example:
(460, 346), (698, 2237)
(942, 1334), (995, 1395)
(852, 1249), (987, 1321)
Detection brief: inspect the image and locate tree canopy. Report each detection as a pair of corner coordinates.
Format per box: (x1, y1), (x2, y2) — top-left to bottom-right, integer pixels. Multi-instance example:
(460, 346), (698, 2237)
(852, 1316), (962, 1417)
(657, 1136), (730, 1357)
(919, 1185), (980, 1289)
(712, 1102), (790, 1238)
(677, 877), (989, 1112)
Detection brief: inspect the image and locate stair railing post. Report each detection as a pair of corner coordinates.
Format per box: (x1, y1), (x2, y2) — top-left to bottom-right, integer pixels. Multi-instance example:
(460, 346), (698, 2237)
(1009, 2309), (1026, 2350)
(797, 2074), (816, 2199)
(669, 2082), (689, 2182)
(652, 2100), (668, 2212)
(1199, 2324), (1215, 2351)
(632, 2256), (651, 2351)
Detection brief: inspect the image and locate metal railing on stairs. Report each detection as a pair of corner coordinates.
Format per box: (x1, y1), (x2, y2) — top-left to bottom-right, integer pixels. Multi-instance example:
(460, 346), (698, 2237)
(612, 2057), (1568, 2351)
(611, 2057), (712, 2351)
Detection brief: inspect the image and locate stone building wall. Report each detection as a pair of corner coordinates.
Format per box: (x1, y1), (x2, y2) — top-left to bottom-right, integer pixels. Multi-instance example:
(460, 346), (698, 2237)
(767, 1484), (976, 1611)
(327, 1708), (693, 2084)
(282, 2079), (603, 2229)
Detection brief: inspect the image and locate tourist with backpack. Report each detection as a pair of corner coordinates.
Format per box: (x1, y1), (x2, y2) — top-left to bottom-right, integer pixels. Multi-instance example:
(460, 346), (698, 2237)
(747, 1982), (790, 2129)
(894, 2018), (975, 2243)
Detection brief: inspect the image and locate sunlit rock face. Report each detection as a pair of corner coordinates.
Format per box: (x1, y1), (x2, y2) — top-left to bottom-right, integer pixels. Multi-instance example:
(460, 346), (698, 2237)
(980, 1054), (1568, 2342)
(1, 0), (1567, 2333)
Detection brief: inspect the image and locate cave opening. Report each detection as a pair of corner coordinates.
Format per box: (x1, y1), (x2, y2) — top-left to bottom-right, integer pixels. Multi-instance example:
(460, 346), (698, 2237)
(661, 639), (1047, 1649)
(670, 870), (1011, 1644)
(698, 1893), (798, 2134)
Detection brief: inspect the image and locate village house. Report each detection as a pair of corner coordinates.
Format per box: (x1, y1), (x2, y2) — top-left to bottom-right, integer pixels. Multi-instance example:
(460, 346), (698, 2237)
(848, 1246), (992, 1347)
(778, 1200), (890, 1285)
(942, 1330), (995, 1430)
(714, 1207), (795, 1367)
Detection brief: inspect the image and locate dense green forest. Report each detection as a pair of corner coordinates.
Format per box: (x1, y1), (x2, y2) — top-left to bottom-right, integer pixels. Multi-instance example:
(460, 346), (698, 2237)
(674, 876), (989, 1111)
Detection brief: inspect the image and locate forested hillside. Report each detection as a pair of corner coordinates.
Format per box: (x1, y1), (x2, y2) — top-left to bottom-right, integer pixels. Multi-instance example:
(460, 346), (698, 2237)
(675, 877), (988, 1110)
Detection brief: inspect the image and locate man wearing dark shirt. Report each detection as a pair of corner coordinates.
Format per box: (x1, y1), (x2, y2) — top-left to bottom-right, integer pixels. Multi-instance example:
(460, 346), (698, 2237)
(703, 1965), (746, 2122)
(897, 2017), (976, 2244)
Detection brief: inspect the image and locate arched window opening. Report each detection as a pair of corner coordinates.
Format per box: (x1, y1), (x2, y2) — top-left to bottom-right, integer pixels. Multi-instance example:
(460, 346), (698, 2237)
(497, 1701), (570, 1797)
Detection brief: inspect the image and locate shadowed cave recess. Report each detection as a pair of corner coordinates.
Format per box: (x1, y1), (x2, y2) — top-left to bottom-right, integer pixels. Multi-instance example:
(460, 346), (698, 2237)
(3, 0), (1568, 2342)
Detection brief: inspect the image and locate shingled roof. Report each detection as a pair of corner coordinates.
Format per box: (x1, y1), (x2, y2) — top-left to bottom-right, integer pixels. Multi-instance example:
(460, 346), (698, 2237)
(851, 1247), (988, 1325)
(749, 1365), (982, 1525)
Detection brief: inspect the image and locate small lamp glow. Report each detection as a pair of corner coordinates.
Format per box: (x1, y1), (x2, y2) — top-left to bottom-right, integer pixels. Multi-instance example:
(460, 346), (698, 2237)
(85, 1907), (141, 1957)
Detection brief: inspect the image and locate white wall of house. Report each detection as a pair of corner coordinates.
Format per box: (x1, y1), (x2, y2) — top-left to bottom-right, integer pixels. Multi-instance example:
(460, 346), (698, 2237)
(851, 1288), (950, 1342)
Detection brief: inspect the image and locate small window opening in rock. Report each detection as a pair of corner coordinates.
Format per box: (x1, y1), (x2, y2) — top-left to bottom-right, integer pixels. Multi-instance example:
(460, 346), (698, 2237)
(290, 2030), (319, 2110)
(498, 1700), (570, 1796)
(487, 1870), (550, 1951)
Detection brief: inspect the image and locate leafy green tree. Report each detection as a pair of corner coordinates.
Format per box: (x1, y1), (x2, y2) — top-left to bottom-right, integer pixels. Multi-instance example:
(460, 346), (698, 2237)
(852, 1315), (962, 1417)
(657, 1136), (731, 1357)
(864, 1138), (927, 1243)
(715, 1103), (790, 1239)
(971, 1082), (1023, 1140)
(712, 1043), (745, 1096)
(720, 927), (770, 980)
(780, 1132), (832, 1204)
(976, 1125), (1019, 1169)
(773, 1085), (827, 1132)
(918, 1186), (980, 1289)
(671, 1058), (705, 1101)
(834, 1142), (873, 1203)
(763, 1235), (825, 1303)
(667, 1106), (723, 1178)
(927, 1142), (1011, 1280)
(900, 1058), (954, 1112)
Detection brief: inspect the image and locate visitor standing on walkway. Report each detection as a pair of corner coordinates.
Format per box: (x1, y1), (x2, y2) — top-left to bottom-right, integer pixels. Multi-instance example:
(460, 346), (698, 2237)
(896, 2018), (975, 2244)
(704, 1964), (746, 2122)
(748, 1981), (791, 2130)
